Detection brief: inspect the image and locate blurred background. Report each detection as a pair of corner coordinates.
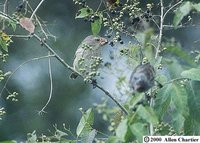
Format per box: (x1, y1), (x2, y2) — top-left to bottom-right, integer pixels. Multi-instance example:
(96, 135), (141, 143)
(0, 0), (200, 141)
(0, 0), (110, 141)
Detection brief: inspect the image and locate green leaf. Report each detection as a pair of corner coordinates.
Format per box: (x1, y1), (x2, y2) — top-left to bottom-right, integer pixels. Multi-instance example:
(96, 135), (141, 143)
(186, 81), (200, 124)
(192, 3), (200, 12)
(172, 114), (185, 133)
(184, 116), (200, 135)
(106, 136), (119, 143)
(170, 84), (189, 117)
(165, 44), (194, 66)
(181, 68), (200, 81)
(155, 83), (189, 121)
(136, 105), (158, 125)
(154, 84), (172, 119)
(116, 0), (120, 4)
(9, 22), (17, 32)
(116, 118), (128, 142)
(76, 108), (94, 137)
(173, 1), (192, 27)
(91, 15), (102, 35)
(128, 94), (144, 109)
(75, 8), (93, 19)
(130, 123), (148, 143)
(0, 40), (8, 52)
(0, 141), (17, 143)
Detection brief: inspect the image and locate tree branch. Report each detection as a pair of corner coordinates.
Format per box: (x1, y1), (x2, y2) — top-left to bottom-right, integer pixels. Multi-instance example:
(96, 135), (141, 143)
(30, 0), (45, 20)
(163, 0), (183, 20)
(38, 51), (53, 115)
(32, 34), (128, 115)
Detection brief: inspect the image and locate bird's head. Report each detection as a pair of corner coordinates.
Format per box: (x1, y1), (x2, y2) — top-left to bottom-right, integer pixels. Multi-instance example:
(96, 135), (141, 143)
(82, 35), (108, 48)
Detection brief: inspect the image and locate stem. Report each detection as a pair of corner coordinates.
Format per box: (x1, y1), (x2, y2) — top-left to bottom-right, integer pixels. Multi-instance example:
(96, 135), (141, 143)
(149, 97), (154, 135)
(30, 0), (45, 20)
(2, 0), (8, 30)
(155, 0), (164, 59)
(38, 51), (53, 115)
(163, 0), (183, 20)
(155, 0), (183, 59)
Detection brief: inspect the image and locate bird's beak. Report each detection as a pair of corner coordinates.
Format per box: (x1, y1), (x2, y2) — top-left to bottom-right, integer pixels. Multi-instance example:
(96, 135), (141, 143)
(100, 37), (108, 45)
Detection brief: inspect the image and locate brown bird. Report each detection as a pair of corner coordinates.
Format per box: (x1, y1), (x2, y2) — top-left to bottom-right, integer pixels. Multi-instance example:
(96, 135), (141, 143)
(129, 63), (155, 93)
(70, 35), (108, 79)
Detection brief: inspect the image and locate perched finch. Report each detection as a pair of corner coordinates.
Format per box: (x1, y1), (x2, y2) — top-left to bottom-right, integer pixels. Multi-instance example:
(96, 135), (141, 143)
(129, 63), (155, 93)
(70, 35), (108, 79)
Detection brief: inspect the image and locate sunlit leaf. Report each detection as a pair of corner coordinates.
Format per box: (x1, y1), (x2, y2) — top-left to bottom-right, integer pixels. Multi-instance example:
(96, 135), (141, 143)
(173, 1), (192, 27)
(136, 105), (158, 125)
(0, 141), (17, 143)
(1, 32), (10, 42)
(165, 44), (194, 65)
(9, 22), (17, 32)
(172, 114), (185, 133)
(0, 40), (8, 52)
(192, 3), (200, 12)
(91, 15), (102, 35)
(184, 116), (200, 135)
(116, 118), (133, 142)
(181, 68), (200, 81)
(186, 81), (200, 124)
(154, 84), (172, 119)
(116, 118), (128, 142)
(155, 83), (189, 120)
(107, 136), (119, 143)
(20, 17), (35, 33)
(170, 84), (189, 118)
(130, 123), (148, 143)
(86, 129), (97, 143)
(128, 94), (144, 109)
(75, 8), (93, 19)
(76, 108), (94, 137)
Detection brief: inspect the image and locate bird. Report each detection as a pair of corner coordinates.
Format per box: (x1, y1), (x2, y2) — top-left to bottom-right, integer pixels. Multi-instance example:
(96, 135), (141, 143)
(70, 35), (108, 79)
(129, 63), (155, 93)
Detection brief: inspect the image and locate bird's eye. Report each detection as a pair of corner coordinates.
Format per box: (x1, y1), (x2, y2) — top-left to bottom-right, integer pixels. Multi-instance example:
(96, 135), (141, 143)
(95, 38), (100, 42)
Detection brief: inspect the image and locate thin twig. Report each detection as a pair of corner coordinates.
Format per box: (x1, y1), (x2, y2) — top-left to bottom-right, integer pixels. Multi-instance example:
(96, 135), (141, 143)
(9, 34), (31, 38)
(96, 0), (103, 12)
(0, 54), (55, 96)
(163, 0), (183, 20)
(27, 2), (48, 39)
(38, 52), (53, 115)
(164, 77), (187, 85)
(155, 0), (164, 59)
(149, 97), (154, 135)
(2, 0), (8, 30)
(30, 0), (45, 20)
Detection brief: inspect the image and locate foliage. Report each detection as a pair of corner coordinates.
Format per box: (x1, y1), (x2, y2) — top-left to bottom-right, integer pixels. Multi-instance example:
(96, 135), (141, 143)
(0, 0), (200, 142)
